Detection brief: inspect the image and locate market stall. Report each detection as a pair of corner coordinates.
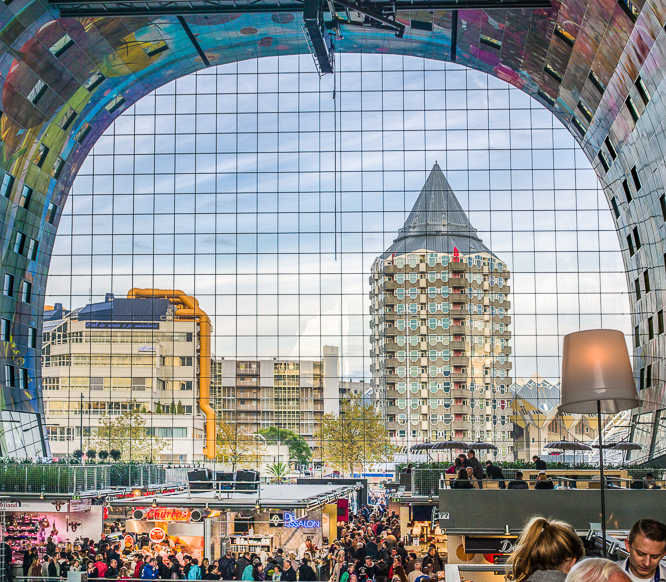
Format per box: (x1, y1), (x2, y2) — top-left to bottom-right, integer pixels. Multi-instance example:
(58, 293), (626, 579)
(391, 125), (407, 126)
(110, 482), (361, 561)
(1, 498), (103, 564)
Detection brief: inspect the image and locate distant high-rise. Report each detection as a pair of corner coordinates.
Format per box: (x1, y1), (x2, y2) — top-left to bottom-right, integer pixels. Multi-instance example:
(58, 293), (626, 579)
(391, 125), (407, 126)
(370, 164), (513, 458)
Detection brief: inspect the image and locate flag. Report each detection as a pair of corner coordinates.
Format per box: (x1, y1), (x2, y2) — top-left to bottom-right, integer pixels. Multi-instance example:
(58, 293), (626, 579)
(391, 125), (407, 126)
(453, 246), (459, 262)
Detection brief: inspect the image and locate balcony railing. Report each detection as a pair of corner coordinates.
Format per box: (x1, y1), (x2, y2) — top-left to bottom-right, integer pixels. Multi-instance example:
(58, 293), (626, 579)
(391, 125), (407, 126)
(0, 464), (191, 494)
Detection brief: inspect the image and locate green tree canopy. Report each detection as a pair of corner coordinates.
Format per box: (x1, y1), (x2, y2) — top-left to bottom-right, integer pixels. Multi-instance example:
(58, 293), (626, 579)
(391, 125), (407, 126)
(216, 420), (266, 471)
(85, 405), (166, 462)
(258, 427), (312, 466)
(316, 394), (396, 475)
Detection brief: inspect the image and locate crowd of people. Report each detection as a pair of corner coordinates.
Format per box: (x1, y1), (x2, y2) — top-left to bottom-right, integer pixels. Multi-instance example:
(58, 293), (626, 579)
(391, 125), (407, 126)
(7, 494), (666, 582)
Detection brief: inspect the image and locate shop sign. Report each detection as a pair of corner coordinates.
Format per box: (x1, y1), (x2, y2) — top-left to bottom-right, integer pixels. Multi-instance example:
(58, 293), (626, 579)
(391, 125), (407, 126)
(269, 513), (284, 528)
(69, 499), (92, 512)
(86, 322), (160, 329)
(284, 512), (320, 529)
(0, 501), (21, 509)
(145, 508), (191, 521)
(138, 346), (156, 352)
(463, 537), (518, 554)
(124, 534), (135, 549)
(149, 527), (166, 543)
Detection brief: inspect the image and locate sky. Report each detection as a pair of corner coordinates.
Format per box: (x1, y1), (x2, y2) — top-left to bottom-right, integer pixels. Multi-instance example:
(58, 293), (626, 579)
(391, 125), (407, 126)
(45, 54), (631, 383)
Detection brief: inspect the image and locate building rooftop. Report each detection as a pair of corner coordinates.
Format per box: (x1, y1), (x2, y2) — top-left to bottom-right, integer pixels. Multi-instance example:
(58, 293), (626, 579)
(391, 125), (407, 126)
(382, 163), (495, 258)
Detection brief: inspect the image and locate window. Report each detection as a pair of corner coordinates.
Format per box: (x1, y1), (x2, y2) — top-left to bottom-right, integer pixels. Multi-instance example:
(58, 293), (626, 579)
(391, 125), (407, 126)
(646, 364), (652, 388)
(627, 235), (635, 256)
(27, 238), (38, 261)
(0, 173), (14, 198)
(631, 166), (642, 191)
(75, 124), (91, 143)
(3, 273), (14, 297)
(45, 202), (58, 224)
(4, 365), (15, 387)
(659, 310), (664, 335)
(20, 280), (32, 303)
(28, 326), (37, 348)
(611, 196), (620, 219)
(49, 33), (74, 57)
(19, 367), (28, 390)
(19, 186), (32, 209)
(623, 179), (632, 203)
(634, 325), (640, 348)
(60, 108), (77, 130)
(34, 144), (48, 167)
(633, 227), (641, 250)
(1, 318), (9, 341)
(644, 270), (650, 293)
(604, 137), (617, 160)
(84, 72), (105, 92)
(589, 70), (605, 94)
(28, 80), (47, 105)
(661, 194), (666, 221)
(636, 76), (650, 105)
(14, 232), (25, 255)
(626, 96), (640, 122)
(648, 316), (654, 340)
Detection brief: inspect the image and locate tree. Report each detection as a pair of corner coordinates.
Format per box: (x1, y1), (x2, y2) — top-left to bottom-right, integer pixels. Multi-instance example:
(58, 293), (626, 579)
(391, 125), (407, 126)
(86, 449), (97, 461)
(215, 420), (266, 471)
(85, 406), (167, 462)
(98, 450), (109, 461)
(316, 394), (397, 476)
(258, 427), (312, 467)
(109, 449), (122, 462)
(267, 461), (289, 483)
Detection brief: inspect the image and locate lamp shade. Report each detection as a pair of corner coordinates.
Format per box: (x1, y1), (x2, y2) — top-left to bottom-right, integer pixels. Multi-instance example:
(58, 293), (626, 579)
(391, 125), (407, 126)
(560, 329), (640, 414)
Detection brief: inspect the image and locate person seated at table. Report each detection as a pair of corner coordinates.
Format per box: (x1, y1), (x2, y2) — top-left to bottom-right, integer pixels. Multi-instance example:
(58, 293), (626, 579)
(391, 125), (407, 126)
(534, 471), (555, 490)
(466, 466), (480, 489)
(508, 471), (529, 490)
(507, 516), (585, 581)
(644, 473), (661, 489)
(451, 468), (474, 489)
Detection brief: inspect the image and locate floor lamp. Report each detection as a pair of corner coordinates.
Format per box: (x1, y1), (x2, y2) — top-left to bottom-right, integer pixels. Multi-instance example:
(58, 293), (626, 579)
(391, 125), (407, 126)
(559, 329), (641, 557)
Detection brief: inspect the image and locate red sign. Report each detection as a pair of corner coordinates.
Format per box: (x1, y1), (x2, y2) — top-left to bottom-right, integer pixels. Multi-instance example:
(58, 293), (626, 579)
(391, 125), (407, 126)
(145, 508), (191, 521)
(149, 527), (166, 543)
(124, 534), (134, 549)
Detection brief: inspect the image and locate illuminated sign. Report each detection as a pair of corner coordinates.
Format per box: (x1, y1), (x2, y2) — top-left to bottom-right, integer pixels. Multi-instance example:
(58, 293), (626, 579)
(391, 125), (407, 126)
(145, 508), (191, 521)
(284, 512), (320, 529)
(149, 527), (166, 543)
(139, 346), (156, 352)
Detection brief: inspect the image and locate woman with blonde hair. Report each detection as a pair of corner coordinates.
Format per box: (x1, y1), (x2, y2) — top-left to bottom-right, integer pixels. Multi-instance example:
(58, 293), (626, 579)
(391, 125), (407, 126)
(507, 516), (585, 581)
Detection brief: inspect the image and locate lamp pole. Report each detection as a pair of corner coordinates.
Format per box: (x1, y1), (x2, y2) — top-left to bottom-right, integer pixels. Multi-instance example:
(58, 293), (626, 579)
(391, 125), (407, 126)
(80, 393), (84, 452)
(597, 400), (607, 557)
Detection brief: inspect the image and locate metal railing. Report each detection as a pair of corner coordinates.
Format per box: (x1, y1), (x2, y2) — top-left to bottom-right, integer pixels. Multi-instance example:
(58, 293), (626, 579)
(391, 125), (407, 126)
(409, 467), (666, 496)
(0, 464), (191, 494)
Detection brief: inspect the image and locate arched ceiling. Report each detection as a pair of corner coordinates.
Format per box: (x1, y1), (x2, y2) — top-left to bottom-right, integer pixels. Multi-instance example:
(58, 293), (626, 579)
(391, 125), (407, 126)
(0, 0), (665, 458)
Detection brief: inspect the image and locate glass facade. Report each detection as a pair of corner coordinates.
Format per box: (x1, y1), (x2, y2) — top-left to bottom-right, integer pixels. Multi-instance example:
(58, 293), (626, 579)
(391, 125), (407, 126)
(42, 56), (630, 460)
(0, 0), (664, 459)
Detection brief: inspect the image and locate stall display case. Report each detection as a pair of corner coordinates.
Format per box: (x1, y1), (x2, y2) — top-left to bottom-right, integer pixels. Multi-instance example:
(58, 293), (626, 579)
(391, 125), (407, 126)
(228, 534), (273, 554)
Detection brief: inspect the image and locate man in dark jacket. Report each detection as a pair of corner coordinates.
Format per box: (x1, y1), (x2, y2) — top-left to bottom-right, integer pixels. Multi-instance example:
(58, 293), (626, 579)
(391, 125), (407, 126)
(378, 541), (391, 565)
(281, 560), (297, 581)
(357, 557), (376, 582)
(235, 553), (250, 580)
(533, 456), (547, 470)
(467, 449), (484, 489)
(366, 538), (379, 560)
(105, 559), (119, 579)
(218, 551), (236, 580)
(395, 542), (408, 565)
(22, 546), (38, 577)
(485, 461), (506, 489)
(298, 559), (317, 581)
(507, 471), (529, 490)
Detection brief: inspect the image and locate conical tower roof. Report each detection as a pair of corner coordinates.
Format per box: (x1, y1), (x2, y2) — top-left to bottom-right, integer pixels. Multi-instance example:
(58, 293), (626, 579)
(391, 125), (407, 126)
(382, 163), (494, 258)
